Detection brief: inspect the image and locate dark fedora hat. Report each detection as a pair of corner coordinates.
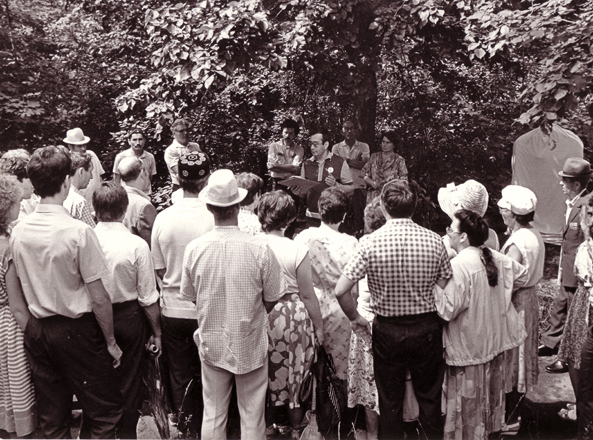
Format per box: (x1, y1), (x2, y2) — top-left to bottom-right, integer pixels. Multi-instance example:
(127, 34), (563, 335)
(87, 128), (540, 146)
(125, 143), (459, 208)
(558, 157), (592, 178)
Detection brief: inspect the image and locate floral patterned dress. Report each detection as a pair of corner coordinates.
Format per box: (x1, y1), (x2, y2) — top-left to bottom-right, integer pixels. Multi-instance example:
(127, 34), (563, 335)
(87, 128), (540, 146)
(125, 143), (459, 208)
(264, 235), (316, 408)
(362, 152), (408, 204)
(295, 224), (358, 380)
(558, 239), (593, 370)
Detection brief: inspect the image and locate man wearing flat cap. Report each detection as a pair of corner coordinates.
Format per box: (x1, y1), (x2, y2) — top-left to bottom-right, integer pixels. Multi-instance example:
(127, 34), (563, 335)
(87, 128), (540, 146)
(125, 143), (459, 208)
(180, 169), (283, 439)
(151, 152), (213, 437)
(539, 157), (593, 374)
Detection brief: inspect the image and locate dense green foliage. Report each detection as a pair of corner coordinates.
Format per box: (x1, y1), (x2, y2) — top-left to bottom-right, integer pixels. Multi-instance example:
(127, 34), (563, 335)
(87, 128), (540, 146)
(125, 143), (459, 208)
(2, 0), (593, 229)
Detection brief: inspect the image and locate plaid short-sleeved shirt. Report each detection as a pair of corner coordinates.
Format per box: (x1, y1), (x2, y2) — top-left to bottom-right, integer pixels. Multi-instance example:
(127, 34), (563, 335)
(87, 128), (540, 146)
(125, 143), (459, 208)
(181, 226), (283, 374)
(343, 218), (452, 317)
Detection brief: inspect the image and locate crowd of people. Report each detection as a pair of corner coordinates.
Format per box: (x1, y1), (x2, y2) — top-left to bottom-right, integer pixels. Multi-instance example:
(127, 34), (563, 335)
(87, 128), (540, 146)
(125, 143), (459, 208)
(0, 118), (592, 440)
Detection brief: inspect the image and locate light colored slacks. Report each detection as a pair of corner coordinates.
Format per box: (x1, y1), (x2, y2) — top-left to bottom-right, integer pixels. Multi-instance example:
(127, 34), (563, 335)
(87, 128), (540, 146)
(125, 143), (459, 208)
(201, 361), (268, 440)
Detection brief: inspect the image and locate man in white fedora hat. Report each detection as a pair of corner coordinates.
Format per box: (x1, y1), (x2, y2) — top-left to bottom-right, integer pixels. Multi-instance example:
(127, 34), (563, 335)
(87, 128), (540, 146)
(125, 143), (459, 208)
(180, 169), (282, 439)
(63, 127), (105, 210)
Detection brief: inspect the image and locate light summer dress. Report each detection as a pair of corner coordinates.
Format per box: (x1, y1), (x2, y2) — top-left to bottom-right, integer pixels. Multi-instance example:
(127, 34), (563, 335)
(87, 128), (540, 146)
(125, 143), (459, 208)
(295, 224), (358, 380)
(0, 236), (36, 436)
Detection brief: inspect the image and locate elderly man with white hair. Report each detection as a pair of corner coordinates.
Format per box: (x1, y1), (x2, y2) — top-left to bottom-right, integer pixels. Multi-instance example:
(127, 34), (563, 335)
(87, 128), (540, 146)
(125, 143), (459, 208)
(438, 179), (499, 258)
(118, 156), (157, 246)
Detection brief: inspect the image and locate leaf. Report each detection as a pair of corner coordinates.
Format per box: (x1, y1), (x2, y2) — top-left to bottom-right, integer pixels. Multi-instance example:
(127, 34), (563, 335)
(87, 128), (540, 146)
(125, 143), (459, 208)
(475, 48), (486, 59)
(204, 74), (215, 89)
(554, 88), (567, 100)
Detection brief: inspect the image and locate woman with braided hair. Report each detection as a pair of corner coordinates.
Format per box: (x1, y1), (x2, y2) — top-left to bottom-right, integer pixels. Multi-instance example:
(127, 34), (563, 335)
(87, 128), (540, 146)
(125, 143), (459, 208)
(435, 209), (528, 440)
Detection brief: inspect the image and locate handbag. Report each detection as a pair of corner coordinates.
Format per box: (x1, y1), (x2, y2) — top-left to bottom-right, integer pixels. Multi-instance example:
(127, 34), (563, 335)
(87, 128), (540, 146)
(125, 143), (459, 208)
(311, 344), (346, 434)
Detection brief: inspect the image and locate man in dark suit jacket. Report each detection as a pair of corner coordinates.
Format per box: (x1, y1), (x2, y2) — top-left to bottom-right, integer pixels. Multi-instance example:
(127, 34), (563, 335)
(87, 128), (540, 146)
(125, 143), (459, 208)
(539, 157), (592, 373)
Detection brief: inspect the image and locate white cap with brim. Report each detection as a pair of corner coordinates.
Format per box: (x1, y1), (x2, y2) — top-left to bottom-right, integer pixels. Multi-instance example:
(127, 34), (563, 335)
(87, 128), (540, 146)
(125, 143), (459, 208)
(199, 169), (247, 207)
(497, 185), (537, 215)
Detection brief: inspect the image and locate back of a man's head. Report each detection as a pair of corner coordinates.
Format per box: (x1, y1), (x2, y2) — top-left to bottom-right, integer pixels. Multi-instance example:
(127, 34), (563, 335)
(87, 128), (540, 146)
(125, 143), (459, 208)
(118, 157), (143, 183)
(27, 146), (71, 199)
(381, 180), (416, 219)
(0, 149), (30, 182)
(93, 182), (129, 222)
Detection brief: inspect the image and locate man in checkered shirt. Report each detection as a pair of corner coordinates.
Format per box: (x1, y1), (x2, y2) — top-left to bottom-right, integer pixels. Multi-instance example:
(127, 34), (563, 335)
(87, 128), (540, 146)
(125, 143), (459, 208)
(181, 169), (283, 439)
(335, 180), (452, 439)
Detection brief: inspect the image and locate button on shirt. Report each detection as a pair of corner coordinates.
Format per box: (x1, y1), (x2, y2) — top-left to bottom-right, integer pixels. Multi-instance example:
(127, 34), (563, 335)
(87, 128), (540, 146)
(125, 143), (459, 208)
(343, 218), (452, 317)
(267, 141), (304, 179)
(10, 204), (109, 319)
(181, 226), (283, 375)
(94, 222), (159, 306)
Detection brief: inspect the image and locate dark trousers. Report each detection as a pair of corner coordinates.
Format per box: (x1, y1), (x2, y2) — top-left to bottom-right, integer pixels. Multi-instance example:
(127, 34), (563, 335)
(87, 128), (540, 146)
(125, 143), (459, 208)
(373, 313), (445, 440)
(541, 285), (576, 349)
(24, 313), (123, 439)
(162, 316), (203, 435)
(81, 301), (150, 439)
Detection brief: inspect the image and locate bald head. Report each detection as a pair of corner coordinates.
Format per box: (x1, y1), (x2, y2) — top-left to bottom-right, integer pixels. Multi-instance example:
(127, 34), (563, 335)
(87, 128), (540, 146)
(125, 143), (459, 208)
(118, 157), (143, 183)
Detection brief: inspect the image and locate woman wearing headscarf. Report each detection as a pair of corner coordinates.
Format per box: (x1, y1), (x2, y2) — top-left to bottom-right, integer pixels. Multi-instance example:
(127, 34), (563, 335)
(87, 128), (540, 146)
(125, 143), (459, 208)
(436, 209), (528, 440)
(497, 185), (545, 432)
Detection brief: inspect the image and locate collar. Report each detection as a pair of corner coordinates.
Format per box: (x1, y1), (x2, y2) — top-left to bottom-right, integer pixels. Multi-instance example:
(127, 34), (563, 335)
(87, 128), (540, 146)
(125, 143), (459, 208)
(386, 218), (414, 226)
(95, 222), (130, 233)
(126, 148), (147, 160)
(566, 189), (587, 209)
(71, 186), (82, 196)
(124, 184), (150, 201)
(309, 151), (333, 164)
(35, 204), (70, 215)
(214, 225), (240, 231)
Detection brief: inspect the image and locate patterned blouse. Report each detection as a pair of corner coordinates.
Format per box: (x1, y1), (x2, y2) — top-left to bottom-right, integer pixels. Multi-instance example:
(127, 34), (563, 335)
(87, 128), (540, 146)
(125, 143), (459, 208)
(362, 152), (408, 203)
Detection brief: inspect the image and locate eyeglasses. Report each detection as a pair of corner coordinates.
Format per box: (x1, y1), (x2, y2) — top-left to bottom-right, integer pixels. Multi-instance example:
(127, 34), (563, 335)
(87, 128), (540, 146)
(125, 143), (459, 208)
(446, 226), (461, 235)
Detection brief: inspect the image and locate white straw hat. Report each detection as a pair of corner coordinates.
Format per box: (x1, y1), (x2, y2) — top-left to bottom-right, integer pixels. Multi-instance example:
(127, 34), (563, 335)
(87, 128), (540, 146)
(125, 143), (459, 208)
(438, 179), (489, 219)
(63, 128), (90, 145)
(199, 169), (247, 207)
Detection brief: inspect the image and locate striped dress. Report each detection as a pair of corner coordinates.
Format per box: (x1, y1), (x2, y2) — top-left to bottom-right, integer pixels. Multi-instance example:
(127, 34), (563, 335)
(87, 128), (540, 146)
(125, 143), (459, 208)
(0, 236), (36, 436)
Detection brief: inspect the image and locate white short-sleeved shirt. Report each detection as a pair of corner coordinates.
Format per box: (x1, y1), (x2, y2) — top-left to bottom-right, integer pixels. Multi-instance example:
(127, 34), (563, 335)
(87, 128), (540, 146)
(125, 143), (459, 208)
(164, 140), (202, 186)
(10, 204), (109, 319)
(94, 222), (159, 306)
(113, 148), (157, 194)
(151, 197), (214, 319)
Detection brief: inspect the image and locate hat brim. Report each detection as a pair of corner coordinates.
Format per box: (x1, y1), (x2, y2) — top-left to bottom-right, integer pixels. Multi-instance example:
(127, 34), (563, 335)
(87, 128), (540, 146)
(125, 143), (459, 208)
(558, 170), (593, 178)
(437, 186), (457, 220)
(199, 188), (248, 207)
(63, 136), (90, 145)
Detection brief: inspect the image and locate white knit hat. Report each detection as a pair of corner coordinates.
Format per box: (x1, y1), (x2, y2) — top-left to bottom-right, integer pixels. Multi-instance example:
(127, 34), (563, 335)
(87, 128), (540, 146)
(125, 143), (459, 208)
(438, 180), (489, 219)
(497, 185), (537, 215)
